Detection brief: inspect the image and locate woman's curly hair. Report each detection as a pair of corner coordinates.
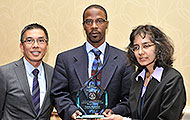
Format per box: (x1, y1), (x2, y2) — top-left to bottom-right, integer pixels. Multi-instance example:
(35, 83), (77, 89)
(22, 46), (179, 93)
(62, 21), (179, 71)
(126, 25), (175, 68)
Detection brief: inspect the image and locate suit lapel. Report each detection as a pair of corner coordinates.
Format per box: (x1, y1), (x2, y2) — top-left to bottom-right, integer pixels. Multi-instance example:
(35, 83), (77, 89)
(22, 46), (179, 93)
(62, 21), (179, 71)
(135, 76), (144, 100)
(101, 44), (117, 90)
(39, 63), (51, 115)
(73, 44), (121, 90)
(14, 59), (36, 114)
(145, 78), (160, 100)
(130, 69), (145, 102)
(133, 72), (160, 103)
(73, 45), (89, 86)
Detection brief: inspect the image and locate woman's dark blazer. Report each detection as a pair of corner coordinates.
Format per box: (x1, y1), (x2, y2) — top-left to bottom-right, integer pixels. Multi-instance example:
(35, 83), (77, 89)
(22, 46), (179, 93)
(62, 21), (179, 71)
(129, 67), (186, 120)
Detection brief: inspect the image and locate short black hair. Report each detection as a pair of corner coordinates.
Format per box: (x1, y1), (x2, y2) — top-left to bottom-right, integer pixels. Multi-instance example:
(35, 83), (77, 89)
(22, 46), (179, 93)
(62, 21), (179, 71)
(20, 23), (49, 43)
(83, 4), (108, 22)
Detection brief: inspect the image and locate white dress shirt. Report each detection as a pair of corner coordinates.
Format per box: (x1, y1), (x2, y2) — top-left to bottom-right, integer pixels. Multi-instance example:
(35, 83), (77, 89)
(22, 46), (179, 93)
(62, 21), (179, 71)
(85, 41), (106, 78)
(135, 67), (164, 97)
(23, 57), (46, 108)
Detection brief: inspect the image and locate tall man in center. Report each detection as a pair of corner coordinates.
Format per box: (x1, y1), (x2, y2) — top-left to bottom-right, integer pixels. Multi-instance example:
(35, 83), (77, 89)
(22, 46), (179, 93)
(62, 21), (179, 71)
(51, 4), (135, 120)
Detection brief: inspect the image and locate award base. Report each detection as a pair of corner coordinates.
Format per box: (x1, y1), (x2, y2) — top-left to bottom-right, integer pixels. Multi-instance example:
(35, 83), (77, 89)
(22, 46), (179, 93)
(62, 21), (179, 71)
(76, 115), (105, 119)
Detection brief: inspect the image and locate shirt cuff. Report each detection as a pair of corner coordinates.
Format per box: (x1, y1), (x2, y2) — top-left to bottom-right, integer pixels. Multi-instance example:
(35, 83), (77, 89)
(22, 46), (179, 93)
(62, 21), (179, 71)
(123, 117), (132, 120)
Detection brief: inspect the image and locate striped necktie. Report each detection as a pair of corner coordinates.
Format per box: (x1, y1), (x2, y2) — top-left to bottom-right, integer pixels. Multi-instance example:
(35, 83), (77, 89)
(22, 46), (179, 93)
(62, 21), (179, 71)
(32, 69), (40, 114)
(91, 48), (103, 86)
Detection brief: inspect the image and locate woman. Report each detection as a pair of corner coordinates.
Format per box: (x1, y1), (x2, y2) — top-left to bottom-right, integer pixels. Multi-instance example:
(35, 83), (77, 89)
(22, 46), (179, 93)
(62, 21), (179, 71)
(103, 25), (186, 120)
(127, 24), (186, 120)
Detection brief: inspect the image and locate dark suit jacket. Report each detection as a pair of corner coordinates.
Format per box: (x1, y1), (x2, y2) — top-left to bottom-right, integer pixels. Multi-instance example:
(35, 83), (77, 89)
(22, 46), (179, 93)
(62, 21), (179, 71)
(0, 58), (54, 120)
(51, 43), (135, 120)
(129, 67), (186, 120)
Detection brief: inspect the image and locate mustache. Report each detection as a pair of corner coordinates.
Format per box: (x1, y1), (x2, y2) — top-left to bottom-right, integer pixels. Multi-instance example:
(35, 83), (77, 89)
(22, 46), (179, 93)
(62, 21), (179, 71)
(89, 30), (100, 34)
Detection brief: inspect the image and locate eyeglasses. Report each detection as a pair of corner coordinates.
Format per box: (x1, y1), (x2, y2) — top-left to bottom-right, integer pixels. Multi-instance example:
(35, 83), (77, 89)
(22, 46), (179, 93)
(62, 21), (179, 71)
(23, 37), (47, 45)
(83, 18), (106, 26)
(131, 43), (155, 52)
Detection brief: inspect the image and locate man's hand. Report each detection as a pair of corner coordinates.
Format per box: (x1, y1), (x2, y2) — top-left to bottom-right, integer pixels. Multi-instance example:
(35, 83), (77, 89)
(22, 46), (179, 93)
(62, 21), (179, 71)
(102, 109), (114, 117)
(72, 110), (82, 120)
(101, 114), (123, 120)
(101, 114), (132, 120)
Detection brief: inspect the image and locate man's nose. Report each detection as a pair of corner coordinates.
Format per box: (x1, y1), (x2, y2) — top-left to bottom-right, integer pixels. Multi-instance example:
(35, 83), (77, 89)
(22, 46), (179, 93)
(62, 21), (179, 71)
(32, 40), (40, 47)
(91, 20), (98, 28)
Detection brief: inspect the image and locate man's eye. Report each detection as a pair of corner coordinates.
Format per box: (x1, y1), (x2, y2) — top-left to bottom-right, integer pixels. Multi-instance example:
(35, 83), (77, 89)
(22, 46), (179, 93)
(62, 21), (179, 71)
(27, 39), (33, 43)
(38, 39), (45, 43)
(97, 19), (104, 23)
(86, 20), (92, 24)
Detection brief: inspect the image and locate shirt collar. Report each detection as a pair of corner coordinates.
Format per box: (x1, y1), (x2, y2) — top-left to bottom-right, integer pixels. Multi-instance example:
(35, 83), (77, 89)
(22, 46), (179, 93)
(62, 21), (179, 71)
(23, 57), (43, 75)
(135, 66), (164, 82)
(86, 41), (106, 55)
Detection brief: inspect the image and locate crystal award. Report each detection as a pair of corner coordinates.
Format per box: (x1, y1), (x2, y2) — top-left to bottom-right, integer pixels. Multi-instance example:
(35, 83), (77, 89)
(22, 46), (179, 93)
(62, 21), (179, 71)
(76, 77), (108, 119)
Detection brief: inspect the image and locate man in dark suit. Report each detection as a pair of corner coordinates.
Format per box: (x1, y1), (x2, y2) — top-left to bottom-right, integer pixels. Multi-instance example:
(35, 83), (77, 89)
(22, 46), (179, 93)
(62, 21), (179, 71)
(0, 23), (53, 119)
(50, 4), (135, 120)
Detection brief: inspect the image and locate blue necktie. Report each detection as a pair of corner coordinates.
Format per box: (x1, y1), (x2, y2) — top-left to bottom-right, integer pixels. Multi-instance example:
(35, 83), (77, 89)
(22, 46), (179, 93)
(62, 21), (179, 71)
(91, 48), (102, 86)
(32, 69), (40, 114)
(86, 48), (103, 113)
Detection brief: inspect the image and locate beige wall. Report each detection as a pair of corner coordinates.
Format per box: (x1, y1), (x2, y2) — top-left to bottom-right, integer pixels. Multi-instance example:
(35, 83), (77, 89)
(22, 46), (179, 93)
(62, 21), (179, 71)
(0, 0), (189, 107)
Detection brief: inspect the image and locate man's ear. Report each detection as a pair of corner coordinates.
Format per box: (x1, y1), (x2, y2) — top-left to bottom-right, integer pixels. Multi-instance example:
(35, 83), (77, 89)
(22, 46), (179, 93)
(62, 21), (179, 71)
(83, 24), (86, 31)
(45, 43), (49, 52)
(105, 21), (109, 29)
(19, 43), (24, 53)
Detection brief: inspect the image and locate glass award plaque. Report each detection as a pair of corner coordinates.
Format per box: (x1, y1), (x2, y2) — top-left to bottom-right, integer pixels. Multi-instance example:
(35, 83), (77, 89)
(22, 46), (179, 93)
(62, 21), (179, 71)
(76, 78), (108, 119)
